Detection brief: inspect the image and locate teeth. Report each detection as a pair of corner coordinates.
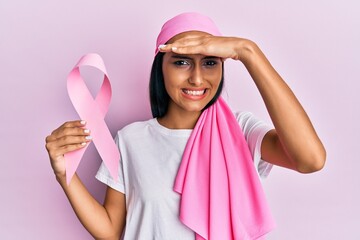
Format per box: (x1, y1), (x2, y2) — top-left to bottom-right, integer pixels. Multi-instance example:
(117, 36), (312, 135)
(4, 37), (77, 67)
(183, 89), (205, 96)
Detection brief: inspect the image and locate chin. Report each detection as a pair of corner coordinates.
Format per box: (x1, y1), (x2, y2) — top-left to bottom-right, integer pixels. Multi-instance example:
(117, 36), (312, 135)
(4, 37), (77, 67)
(182, 100), (210, 113)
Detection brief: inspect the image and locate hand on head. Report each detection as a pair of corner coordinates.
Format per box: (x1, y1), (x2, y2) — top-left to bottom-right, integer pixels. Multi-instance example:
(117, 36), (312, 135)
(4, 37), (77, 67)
(158, 33), (249, 62)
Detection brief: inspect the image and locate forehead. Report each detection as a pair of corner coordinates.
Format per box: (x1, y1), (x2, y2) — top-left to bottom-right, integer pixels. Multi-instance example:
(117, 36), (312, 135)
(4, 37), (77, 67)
(166, 31), (212, 44)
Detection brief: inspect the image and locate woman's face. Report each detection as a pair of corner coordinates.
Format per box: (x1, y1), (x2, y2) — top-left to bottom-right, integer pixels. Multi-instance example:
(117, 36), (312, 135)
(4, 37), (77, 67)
(162, 31), (223, 115)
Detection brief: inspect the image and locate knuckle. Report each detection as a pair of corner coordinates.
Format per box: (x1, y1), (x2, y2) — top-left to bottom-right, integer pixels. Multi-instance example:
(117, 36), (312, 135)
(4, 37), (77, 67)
(181, 39), (190, 45)
(45, 142), (56, 152)
(63, 127), (71, 135)
(62, 121), (74, 128)
(62, 135), (70, 142)
(63, 145), (70, 151)
(45, 142), (51, 151)
(58, 122), (66, 129)
(63, 144), (76, 152)
(46, 145), (55, 155)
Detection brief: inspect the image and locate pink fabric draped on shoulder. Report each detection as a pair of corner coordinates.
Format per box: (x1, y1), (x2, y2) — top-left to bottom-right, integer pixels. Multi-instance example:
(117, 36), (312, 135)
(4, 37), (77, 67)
(174, 97), (276, 239)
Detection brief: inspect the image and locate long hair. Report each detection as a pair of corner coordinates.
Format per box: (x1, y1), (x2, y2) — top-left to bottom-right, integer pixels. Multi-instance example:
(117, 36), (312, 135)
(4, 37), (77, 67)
(149, 53), (224, 118)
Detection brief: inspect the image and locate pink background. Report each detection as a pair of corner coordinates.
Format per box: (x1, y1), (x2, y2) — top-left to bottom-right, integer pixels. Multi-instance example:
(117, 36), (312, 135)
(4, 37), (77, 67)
(1, 0), (359, 239)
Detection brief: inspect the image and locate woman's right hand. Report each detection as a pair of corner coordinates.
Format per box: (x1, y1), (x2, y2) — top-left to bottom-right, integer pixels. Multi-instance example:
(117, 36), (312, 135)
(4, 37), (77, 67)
(45, 120), (92, 179)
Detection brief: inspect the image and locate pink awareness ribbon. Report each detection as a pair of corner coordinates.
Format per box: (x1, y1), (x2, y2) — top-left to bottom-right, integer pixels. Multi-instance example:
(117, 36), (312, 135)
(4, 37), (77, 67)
(64, 53), (119, 185)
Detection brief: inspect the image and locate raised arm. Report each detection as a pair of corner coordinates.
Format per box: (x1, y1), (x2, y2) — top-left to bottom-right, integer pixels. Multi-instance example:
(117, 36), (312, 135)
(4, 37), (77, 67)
(45, 121), (126, 239)
(235, 40), (326, 173)
(159, 34), (326, 173)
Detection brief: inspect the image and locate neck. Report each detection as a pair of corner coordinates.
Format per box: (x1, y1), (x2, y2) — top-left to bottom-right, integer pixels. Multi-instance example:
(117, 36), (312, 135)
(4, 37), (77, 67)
(157, 104), (202, 129)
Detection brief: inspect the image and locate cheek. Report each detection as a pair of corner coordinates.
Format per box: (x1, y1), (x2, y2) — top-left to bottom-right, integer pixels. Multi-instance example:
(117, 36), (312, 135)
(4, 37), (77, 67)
(206, 68), (222, 88)
(211, 79), (221, 96)
(162, 66), (190, 88)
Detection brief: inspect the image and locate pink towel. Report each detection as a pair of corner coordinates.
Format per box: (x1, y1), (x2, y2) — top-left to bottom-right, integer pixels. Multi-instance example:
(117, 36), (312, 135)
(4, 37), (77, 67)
(174, 97), (276, 239)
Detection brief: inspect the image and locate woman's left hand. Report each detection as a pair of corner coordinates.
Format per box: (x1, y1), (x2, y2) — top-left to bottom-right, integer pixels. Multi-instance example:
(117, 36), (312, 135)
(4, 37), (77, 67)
(158, 35), (251, 61)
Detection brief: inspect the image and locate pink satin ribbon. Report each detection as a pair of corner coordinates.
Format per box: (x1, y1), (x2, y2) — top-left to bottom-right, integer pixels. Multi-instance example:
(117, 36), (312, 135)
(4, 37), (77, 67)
(64, 53), (119, 185)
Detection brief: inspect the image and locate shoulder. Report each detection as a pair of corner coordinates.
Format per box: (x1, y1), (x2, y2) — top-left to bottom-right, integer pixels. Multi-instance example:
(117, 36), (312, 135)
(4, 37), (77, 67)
(233, 111), (262, 131)
(232, 111), (273, 140)
(233, 111), (254, 125)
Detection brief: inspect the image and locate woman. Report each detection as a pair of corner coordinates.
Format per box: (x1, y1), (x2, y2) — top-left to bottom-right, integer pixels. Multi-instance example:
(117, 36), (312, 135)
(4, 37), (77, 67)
(45, 12), (326, 239)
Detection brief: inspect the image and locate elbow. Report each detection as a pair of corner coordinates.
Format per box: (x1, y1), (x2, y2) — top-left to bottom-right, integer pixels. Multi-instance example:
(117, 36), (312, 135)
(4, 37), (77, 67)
(295, 147), (327, 174)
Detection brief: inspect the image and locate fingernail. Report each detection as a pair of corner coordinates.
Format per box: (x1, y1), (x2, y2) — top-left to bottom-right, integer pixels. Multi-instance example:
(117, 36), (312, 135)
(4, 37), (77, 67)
(84, 129), (90, 134)
(171, 47), (177, 51)
(80, 120), (86, 125)
(158, 44), (166, 50)
(81, 142), (87, 146)
(85, 136), (93, 140)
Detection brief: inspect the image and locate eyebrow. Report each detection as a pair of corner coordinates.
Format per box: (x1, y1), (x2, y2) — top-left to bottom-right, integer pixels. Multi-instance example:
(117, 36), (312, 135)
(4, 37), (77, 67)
(170, 55), (220, 60)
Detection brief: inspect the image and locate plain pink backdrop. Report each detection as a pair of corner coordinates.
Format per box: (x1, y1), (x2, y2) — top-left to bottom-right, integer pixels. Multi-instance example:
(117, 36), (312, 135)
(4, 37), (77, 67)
(1, 0), (359, 239)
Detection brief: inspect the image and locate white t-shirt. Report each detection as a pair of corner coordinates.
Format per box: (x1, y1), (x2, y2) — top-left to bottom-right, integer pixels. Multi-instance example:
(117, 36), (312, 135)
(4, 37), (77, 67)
(96, 111), (273, 240)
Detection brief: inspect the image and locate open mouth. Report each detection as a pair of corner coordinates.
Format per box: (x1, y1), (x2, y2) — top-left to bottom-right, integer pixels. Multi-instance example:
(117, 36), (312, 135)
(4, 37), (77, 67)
(182, 89), (207, 96)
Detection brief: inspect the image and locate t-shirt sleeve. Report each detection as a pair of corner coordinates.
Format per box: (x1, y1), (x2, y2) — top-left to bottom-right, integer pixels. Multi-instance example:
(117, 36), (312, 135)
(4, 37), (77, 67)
(235, 111), (274, 179)
(95, 132), (126, 193)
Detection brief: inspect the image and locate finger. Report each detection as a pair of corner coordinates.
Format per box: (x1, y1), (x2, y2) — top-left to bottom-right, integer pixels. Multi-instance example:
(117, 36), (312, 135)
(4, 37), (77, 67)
(171, 36), (204, 46)
(50, 123), (90, 141)
(46, 132), (92, 151)
(50, 142), (89, 160)
(55, 127), (91, 140)
(51, 120), (87, 135)
(158, 37), (203, 53)
(158, 44), (172, 53)
(170, 45), (205, 55)
(47, 128), (89, 143)
(53, 134), (92, 148)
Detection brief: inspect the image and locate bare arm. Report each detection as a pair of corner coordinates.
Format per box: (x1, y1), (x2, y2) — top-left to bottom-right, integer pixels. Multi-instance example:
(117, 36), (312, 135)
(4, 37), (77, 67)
(160, 35), (326, 173)
(237, 40), (326, 173)
(45, 121), (126, 239)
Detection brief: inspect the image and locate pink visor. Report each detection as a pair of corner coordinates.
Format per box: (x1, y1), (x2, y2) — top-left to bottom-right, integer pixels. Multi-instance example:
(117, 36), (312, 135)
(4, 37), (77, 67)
(155, 12), (222, 55)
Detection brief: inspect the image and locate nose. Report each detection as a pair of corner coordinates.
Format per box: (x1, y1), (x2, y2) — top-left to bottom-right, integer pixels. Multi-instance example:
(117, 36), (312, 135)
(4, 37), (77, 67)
(188, 64), (203, 86)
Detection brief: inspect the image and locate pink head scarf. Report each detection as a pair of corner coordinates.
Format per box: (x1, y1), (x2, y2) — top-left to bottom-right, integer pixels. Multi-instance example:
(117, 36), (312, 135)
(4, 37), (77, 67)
(155, 12), (276, 240)
(155, 12), (222, 55)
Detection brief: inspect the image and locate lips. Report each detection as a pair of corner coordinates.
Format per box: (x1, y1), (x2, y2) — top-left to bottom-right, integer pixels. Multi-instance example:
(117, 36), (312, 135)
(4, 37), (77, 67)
(182, 89), (206, 96)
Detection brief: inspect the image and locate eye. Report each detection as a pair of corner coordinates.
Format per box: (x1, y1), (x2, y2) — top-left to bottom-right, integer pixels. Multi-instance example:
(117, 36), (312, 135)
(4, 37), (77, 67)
(173, 60), (190, 66)
(203, 60), (218, 67)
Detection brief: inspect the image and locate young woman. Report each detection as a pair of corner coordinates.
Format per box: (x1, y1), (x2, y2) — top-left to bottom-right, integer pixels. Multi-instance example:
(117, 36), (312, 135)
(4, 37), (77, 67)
(45, 12), (326, 240)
